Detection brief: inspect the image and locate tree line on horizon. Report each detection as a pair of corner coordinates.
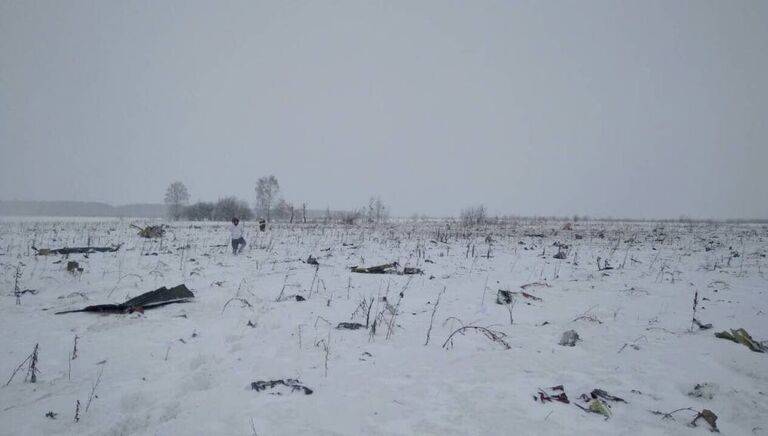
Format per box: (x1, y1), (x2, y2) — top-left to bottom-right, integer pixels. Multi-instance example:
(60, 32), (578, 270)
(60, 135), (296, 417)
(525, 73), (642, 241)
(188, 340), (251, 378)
(163, 177), (388, 224)
(167, 180), (761, 225)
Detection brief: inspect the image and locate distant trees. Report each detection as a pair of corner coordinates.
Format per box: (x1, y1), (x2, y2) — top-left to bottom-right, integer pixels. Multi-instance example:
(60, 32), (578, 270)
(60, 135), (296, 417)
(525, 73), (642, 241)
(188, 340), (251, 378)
(212, 197), (253, 221)
(164, 182), (190, 221)
(181, 198), (252, 221)
(365, 196), (388, 224)
(184, 201), (215, 221)
(255, 175), (280, 222)
(272, 198), (293, 222)
(460, 205), (487, 225)
(338, 210), (362, 225)
(169, 175), (388, 225)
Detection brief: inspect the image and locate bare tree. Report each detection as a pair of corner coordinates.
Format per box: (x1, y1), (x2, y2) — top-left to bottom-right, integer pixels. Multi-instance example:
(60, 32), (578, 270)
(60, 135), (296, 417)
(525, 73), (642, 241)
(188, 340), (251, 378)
(374, 197), (388, 224)
(255, 175), (279, 222)
(366, 197), (376, 223)
(460, 205), (487, 225)
(301, 202), (308, 223)
(272, 198), (293, 221)
(164, 181), (190, 221)
(363, 196), (388, 224)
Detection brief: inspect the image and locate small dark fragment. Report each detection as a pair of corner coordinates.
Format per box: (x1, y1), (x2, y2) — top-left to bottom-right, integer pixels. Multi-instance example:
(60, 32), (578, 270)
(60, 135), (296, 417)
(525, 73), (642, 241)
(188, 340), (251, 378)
(715, 328), (766, 352)
(690, 409), (719, 432)
(591, 389), (627, 403)
(336, 322), (366, 330)
(559, 330), (580, 346)
(496, 289), (514, 305)
(295, 295), (306, 302)
(351, 263), (399, 274)
(306, 255), (319, 265)
(520, 291), (542, 302)
(693, 318), (713, 330)
(251, 379), (313, 395)
(497, 289), (542, 304)
(688, 383), (717, 400)
(66, 261), (84, 274)
(537, 386), (570, 404)
(132, 224), (167, 238)
(351, 262), (421, 275)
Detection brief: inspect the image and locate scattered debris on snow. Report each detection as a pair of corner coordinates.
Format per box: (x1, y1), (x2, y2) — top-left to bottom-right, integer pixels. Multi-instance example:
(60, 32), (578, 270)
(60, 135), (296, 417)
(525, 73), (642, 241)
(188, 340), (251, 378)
(251, 379), (313, 395)
(559, 330), (581, 346)
(55, 284), (194, 315)
(336, 322), (366, 330)
(33, 245), (122, 255)
(715, 328), (766, 352)
(690, 409), (719, 432)
(536, 385), (570, 404)
(350, 262), (423, 275)
(688, 383), (718, 400)
(131, 224), (167, 238)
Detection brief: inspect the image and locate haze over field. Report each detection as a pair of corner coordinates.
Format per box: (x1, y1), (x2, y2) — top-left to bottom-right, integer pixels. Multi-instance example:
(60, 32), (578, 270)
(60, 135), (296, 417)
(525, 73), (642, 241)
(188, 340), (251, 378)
(1, 0), (766, 219)
(1, 3), (768, 434)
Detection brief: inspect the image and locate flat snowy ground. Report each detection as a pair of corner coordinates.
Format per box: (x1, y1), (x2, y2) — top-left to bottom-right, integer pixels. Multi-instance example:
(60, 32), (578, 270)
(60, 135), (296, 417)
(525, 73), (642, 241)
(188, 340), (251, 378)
(0, 218), (766, 436)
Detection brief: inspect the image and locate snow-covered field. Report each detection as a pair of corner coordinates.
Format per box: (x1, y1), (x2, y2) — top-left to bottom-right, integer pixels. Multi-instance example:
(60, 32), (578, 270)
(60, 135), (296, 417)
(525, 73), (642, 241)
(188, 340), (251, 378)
(0, 218), (766, 436)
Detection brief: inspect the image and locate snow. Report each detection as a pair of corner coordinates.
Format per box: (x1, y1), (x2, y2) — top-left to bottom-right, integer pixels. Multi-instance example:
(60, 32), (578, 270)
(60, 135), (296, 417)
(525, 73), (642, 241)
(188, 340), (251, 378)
(0, 218), (766, 435)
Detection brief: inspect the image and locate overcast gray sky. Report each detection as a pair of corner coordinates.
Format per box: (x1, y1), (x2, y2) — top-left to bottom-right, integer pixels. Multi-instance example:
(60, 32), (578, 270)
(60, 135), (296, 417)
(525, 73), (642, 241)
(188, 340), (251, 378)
(1, 0), (766, 219)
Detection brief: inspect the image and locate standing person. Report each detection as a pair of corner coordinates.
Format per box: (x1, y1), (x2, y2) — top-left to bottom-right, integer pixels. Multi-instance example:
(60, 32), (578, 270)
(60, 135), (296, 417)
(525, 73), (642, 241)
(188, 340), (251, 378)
(229, 217), (246, 255)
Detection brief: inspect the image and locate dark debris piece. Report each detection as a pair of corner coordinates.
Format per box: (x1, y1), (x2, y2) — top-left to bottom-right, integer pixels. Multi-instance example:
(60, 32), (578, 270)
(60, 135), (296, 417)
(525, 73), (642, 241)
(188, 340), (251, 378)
(693, 318), (713, 330)
(351, 263), (399, 274)
(690, 409), (719, 432)
(496, 290), (514, 305)
(351, 263), (423, 275)
(336, 322), (366, 330)
(536, 385), (570, 404)
(251, 379), (313, 395)
(715, 328), (766, 353)
(55, 284), (194, 315)
(132, 224), (167, 238)
(33, 245), (122, 255)
(591, 389), (627, 403)
(66, 261), (84, 273)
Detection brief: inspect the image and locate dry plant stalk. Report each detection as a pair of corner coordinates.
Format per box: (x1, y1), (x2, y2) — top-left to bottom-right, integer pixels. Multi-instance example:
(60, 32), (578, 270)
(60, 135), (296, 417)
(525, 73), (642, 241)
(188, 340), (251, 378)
(442, 325), (511, 350)
(424, 287), (446, 345)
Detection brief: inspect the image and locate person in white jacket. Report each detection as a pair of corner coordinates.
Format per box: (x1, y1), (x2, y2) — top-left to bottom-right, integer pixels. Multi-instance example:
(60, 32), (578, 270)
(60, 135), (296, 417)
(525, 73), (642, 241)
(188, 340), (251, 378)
(229, 217), (246, 255)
